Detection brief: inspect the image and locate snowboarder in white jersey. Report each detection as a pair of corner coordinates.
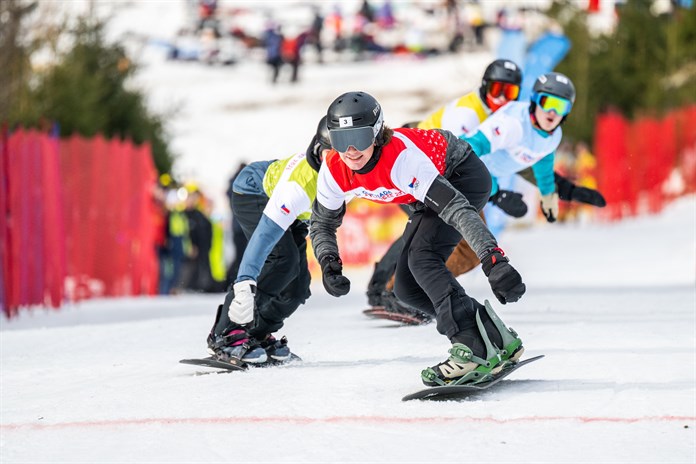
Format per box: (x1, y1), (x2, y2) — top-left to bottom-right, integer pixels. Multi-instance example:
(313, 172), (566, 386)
(310, 91), (526, 386)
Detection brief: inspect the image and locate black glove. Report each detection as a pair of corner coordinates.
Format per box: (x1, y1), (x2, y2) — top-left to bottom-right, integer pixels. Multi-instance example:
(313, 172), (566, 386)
(555, 174), (606, 207)
(481, 248), (526, 305)
(319, 255), (351, 297)
(489, 190), (528, 218)
(570, 185), (606, 207)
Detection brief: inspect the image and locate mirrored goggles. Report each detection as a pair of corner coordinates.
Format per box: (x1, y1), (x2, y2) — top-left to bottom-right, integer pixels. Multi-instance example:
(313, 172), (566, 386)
(535, 92), (573, 116)
(329, 126), (376, 152)
(486, 81), (520, 101)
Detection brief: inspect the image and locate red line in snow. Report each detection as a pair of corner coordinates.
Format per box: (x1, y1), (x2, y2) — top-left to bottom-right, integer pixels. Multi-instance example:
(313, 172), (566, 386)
(1, 415), (694, 431)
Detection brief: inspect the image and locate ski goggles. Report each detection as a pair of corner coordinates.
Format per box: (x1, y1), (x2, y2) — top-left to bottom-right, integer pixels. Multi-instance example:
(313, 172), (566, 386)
(486, 81), (520, 101)
(534, 92), (573, 116)
(329, 113), (383, 152)
(329, 126), (376, 152)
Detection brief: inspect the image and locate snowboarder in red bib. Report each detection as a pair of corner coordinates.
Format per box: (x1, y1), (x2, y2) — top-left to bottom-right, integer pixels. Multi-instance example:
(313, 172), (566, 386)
(310, 91), (526, 386)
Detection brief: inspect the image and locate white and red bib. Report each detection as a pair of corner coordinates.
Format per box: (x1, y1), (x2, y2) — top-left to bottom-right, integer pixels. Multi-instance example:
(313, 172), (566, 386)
(316, 128), (448, 210)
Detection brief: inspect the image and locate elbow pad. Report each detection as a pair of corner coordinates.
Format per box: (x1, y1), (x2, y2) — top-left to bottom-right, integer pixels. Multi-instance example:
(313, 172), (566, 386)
(423, 176), (457, 214)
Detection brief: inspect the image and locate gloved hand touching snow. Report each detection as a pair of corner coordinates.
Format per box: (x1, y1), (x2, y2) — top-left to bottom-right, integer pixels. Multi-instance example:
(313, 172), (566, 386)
(228, 279), (256, 324)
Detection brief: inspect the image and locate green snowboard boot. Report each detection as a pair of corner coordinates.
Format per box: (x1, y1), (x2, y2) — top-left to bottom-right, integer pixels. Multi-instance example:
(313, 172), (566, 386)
(483, 299), (524, 368)
(421, 310), (503, 387)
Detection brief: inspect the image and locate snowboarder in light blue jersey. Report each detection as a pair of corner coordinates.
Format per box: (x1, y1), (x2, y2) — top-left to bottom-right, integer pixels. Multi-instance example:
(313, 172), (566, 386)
(463, 72), (577, 223)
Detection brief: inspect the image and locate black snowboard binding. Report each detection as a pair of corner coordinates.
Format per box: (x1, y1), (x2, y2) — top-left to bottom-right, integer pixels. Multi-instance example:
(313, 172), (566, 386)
(207, 305), (267, 364)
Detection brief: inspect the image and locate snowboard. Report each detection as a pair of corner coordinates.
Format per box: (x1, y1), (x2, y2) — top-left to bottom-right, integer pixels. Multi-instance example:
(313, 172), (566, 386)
(179, 353), (302, 372)
(363, 307), (433, 326)
(179, 356), (246, 371)
(402, 354), (544, 401)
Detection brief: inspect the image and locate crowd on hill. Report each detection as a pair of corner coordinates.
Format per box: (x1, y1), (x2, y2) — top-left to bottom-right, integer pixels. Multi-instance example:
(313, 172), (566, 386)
(167, 0), (508, 82)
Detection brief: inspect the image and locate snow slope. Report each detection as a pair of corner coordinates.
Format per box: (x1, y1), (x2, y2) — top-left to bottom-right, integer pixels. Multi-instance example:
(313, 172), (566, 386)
(3, 3), (694, 463)
(2, 197), (694, 464)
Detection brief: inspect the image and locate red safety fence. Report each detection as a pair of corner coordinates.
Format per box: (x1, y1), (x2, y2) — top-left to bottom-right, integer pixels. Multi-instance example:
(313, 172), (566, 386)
(1, 129), (159, 317)
(1, 129), (66, 315)
(594, 105), (696, 220)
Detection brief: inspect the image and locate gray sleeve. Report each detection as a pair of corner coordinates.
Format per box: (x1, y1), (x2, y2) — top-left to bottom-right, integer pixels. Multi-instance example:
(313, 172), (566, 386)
(309, 200), (346, 262)
(425, 176), (498, 260)
(423, 130), (497, 258)
(433, 129), (473, 177)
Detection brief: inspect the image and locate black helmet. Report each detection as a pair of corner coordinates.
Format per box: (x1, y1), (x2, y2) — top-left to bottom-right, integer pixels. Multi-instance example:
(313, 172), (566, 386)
(306, 115), (330, 172)
(479, 59), (522, 109)
(482, 59), (522, 86)
(532, 72), (576, 103)
(326, 91), (384, 152)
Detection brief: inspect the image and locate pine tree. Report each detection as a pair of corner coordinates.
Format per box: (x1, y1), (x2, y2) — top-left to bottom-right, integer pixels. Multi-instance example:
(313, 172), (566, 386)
(549, 0), (695, 143)
(8, 15), (174, 174)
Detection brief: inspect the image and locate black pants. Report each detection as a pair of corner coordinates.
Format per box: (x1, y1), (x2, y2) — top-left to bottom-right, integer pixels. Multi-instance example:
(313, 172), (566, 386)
(218, 193), (311, 339)
(392, 154), (503, 357)
(366, 205), (410, 306)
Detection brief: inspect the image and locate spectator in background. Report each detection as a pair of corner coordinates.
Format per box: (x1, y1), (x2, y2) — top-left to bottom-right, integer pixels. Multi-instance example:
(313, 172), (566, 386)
(197, 0), (219, 32)
(376, 0), (395, 29)
(161, 191), (190, 295)
(184, 189), (215, 292)
(467, 2), (486, 47)
(445, 0), (461, 26)
(574, 142), (599, 193)
(308, 6), (325, 63)
(326, 5), (345, 52)
(359, 0), (375, 23)
(263, 24), (284, 84)
(351, 14), (388, 58)
(566, 141), (603, 221)
(445, 0), (464, 52)
(281, 31), (308, 83)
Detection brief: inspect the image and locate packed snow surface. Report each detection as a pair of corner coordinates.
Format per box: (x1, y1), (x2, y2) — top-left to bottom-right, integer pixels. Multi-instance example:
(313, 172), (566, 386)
(2, 197), (695, 463)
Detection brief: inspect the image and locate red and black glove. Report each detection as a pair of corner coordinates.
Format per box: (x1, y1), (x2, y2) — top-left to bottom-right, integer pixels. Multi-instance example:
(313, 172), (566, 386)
(481, 248), (526, 305)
